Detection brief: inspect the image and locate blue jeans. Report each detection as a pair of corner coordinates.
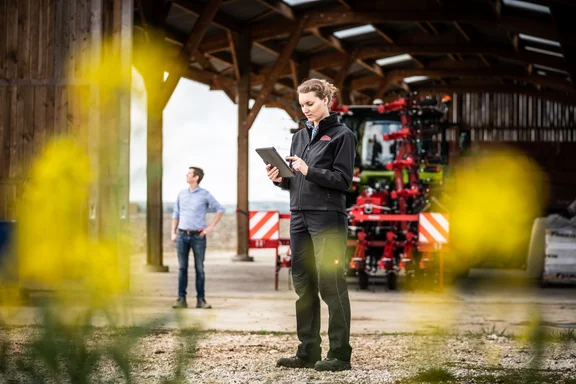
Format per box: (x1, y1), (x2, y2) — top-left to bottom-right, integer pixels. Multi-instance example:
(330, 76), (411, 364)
(176, 232), (207, 300)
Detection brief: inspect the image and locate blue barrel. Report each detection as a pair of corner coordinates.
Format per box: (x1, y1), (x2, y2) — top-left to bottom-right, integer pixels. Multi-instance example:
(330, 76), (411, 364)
(0, 220), (17, 282)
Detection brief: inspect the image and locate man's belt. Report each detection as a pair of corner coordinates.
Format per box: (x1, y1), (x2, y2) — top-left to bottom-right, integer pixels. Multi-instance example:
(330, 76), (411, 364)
(178, 229), (203, 235)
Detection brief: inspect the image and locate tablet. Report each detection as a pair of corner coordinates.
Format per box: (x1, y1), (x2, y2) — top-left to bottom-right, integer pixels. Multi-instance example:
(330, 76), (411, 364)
(255, 147), (295, 178)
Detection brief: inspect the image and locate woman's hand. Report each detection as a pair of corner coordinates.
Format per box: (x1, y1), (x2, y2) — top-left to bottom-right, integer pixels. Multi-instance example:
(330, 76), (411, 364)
(266, 164), (282, 183)
(286, 156), (309, 176)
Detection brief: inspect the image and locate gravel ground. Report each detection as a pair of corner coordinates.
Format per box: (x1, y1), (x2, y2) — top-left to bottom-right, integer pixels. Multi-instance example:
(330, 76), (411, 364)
(1, 327), (575, 384)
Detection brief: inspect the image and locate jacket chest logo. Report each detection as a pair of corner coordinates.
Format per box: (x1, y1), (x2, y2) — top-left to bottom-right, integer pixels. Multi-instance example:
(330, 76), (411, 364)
(319, 135), (331, 141)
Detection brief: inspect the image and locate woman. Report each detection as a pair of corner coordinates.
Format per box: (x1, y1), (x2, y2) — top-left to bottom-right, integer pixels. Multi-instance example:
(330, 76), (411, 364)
(266, 78), (356, 372)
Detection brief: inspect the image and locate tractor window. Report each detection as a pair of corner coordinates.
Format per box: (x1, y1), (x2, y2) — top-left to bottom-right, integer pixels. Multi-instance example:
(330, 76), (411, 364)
(361, 120), (401, 169)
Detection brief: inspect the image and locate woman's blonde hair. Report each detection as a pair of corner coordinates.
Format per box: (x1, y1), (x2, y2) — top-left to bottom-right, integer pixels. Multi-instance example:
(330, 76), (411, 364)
(297, 78), (339, 104)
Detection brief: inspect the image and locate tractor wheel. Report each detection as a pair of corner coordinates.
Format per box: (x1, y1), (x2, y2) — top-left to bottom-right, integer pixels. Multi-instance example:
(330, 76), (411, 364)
(386, 272), (397, 291)
(358, 270), (369, 290)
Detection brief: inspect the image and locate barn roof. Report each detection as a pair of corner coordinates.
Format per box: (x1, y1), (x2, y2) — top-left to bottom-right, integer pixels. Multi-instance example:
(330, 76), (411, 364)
(134, 0), (576, 120)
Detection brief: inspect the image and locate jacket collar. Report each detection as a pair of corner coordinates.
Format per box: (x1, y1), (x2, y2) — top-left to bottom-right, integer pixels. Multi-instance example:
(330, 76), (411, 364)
(299, 112), (339, 132)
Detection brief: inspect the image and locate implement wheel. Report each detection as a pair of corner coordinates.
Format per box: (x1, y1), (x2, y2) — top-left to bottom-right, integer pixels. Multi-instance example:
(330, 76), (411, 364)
(358, 270), (369, 290)
(386, 272), (397, 291)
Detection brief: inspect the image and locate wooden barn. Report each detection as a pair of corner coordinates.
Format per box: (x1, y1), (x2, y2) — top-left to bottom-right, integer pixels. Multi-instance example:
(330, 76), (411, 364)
(0, 0), (575, 271)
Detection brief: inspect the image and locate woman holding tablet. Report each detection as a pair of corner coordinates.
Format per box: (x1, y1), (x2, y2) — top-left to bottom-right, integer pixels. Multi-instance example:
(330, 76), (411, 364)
(266, 78), (356, 372)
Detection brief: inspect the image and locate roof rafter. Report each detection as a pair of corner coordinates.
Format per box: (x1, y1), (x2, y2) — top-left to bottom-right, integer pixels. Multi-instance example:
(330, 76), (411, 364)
(243, 18), (308, 129)
(350, 68), (574, 94)
(415, 84), (576, 105)
(198, 7), (558, 54)
(162, 0), (224, 108)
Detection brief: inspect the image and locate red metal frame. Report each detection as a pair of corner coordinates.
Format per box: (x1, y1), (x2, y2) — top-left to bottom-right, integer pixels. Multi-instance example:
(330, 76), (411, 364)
(344, 95), (451, 291)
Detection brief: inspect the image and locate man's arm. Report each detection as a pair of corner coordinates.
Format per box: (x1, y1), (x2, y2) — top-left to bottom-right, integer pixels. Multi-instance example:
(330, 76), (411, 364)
(203, 211), (224, 237)
(171, 194), (180, 243)
(171, 218), (179, 242)
(203, 192), (226, 237)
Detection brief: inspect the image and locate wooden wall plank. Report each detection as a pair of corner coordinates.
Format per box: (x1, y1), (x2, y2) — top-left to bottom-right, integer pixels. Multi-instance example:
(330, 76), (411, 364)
(45, 85), (55, 141)
(0, 87), (9, 178)
(6, 0), (18, 79)
(77, 0), (88, 79)
(54, 85), (67, 135)
(38, 0), (49, 79)
(46, 0), (56, 79)
(54, 0), (64, 79)
(67, 0), (77, 80)
(30, 0), (40, 79)
(0, 0), (6, 78)
(21, 87), (34, 175)
(33, 86), (47, 155)
(67, 85), (77, 135)
(9, 86), (22, 177)
(17, 0), (31, 79)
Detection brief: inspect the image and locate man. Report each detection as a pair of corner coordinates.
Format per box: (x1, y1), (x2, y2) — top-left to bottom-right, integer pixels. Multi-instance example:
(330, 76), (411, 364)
(171, 167), (225, 309)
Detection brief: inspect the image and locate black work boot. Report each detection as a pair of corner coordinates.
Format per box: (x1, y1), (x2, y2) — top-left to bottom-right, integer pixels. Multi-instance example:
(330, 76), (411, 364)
(196, 299), (212, 309)
(276, 356), (318, 369)
(172, 297), (187, 309)
(314, 358), (352, 372)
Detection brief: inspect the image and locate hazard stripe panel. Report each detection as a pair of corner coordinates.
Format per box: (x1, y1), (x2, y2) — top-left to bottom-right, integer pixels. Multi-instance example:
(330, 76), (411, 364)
(418, 213), (449, 244)
(249, 211), (279, 240)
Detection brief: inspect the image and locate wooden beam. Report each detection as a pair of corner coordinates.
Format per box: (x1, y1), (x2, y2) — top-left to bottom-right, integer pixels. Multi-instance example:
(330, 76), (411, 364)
(197, 7), (558, 54)
(351, 68), (575, 93)
(173, 0), (241, 34)
(454, 22), (491, 67)
(310, 28), (383, 77)
(243, 18), (307, 129)
(375, 76), (392, 99)
(255, 0), (295, 20)
(415, 84), (576, 105)
(235, 29), (251, 260)
(162, 0), (223, 109)
(227, 30), (240, 80)
(334, 52), (356, 91)
(290, 60), (299, 90)
(253, 40), (568, 87)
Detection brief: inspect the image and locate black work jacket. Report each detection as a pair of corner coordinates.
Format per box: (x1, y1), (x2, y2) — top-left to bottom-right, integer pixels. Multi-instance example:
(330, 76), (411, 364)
(275, 113), (356, 213)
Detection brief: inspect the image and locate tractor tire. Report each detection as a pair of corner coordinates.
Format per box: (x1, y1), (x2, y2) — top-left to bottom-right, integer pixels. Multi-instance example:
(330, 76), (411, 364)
(386, 272), (397, 291)
(358, 270), (369, 290)
(526, 217), (546, 280)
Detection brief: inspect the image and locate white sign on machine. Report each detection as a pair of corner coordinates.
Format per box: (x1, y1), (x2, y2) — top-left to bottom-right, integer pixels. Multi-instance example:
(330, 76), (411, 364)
(544, 227), (576, 284)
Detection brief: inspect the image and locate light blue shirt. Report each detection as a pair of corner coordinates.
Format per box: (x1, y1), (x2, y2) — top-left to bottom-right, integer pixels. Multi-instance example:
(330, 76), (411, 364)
(173, 187), (225, 230)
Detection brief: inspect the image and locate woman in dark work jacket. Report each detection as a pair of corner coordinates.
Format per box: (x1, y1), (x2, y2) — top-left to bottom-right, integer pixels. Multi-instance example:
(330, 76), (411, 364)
(266, 78), (356, 372)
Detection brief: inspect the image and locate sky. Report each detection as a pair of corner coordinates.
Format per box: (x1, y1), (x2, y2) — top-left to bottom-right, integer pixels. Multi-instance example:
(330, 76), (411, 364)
(129, 68), (296, 205)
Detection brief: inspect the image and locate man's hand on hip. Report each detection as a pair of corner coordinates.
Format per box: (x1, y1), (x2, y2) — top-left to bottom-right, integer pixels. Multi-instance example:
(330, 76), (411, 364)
(200, 227), (211, 238)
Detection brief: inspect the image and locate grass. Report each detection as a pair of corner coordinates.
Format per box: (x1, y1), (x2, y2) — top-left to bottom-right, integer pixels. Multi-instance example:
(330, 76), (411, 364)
(0, 308), (200, 384)
(410, 367), (457, 383)
(549, 328), (576, 343)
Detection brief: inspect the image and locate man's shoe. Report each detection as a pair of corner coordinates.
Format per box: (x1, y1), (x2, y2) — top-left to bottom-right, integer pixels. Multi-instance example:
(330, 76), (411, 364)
(314, 358), (351, 372)
(276, 356), (317, 369)
(172, 297), (187, 309)
(196, 299), (212, 309)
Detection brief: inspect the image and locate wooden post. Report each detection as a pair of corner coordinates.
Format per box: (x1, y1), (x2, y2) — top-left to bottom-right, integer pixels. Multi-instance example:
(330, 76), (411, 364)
(233, 29), (253, 261)
(99, 0), (135, 289)
(144, 25), (169, 272)
(144, 65), (168, 272)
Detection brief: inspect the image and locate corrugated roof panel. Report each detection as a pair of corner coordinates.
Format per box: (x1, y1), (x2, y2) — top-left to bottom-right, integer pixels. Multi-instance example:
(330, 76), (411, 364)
(296, 35), (326, 53)
(251, 45), (279, 67)
(220, 0), (271, 22)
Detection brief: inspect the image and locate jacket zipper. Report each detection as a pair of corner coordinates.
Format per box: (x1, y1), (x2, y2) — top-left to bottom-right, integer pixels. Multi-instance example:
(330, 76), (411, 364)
(297, 129), (314, 210)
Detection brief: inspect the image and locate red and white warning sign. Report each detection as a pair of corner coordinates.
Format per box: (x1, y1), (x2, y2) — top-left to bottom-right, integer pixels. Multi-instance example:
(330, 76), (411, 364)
(418, 213), (449, 244)
(249, 211), (279, 241)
